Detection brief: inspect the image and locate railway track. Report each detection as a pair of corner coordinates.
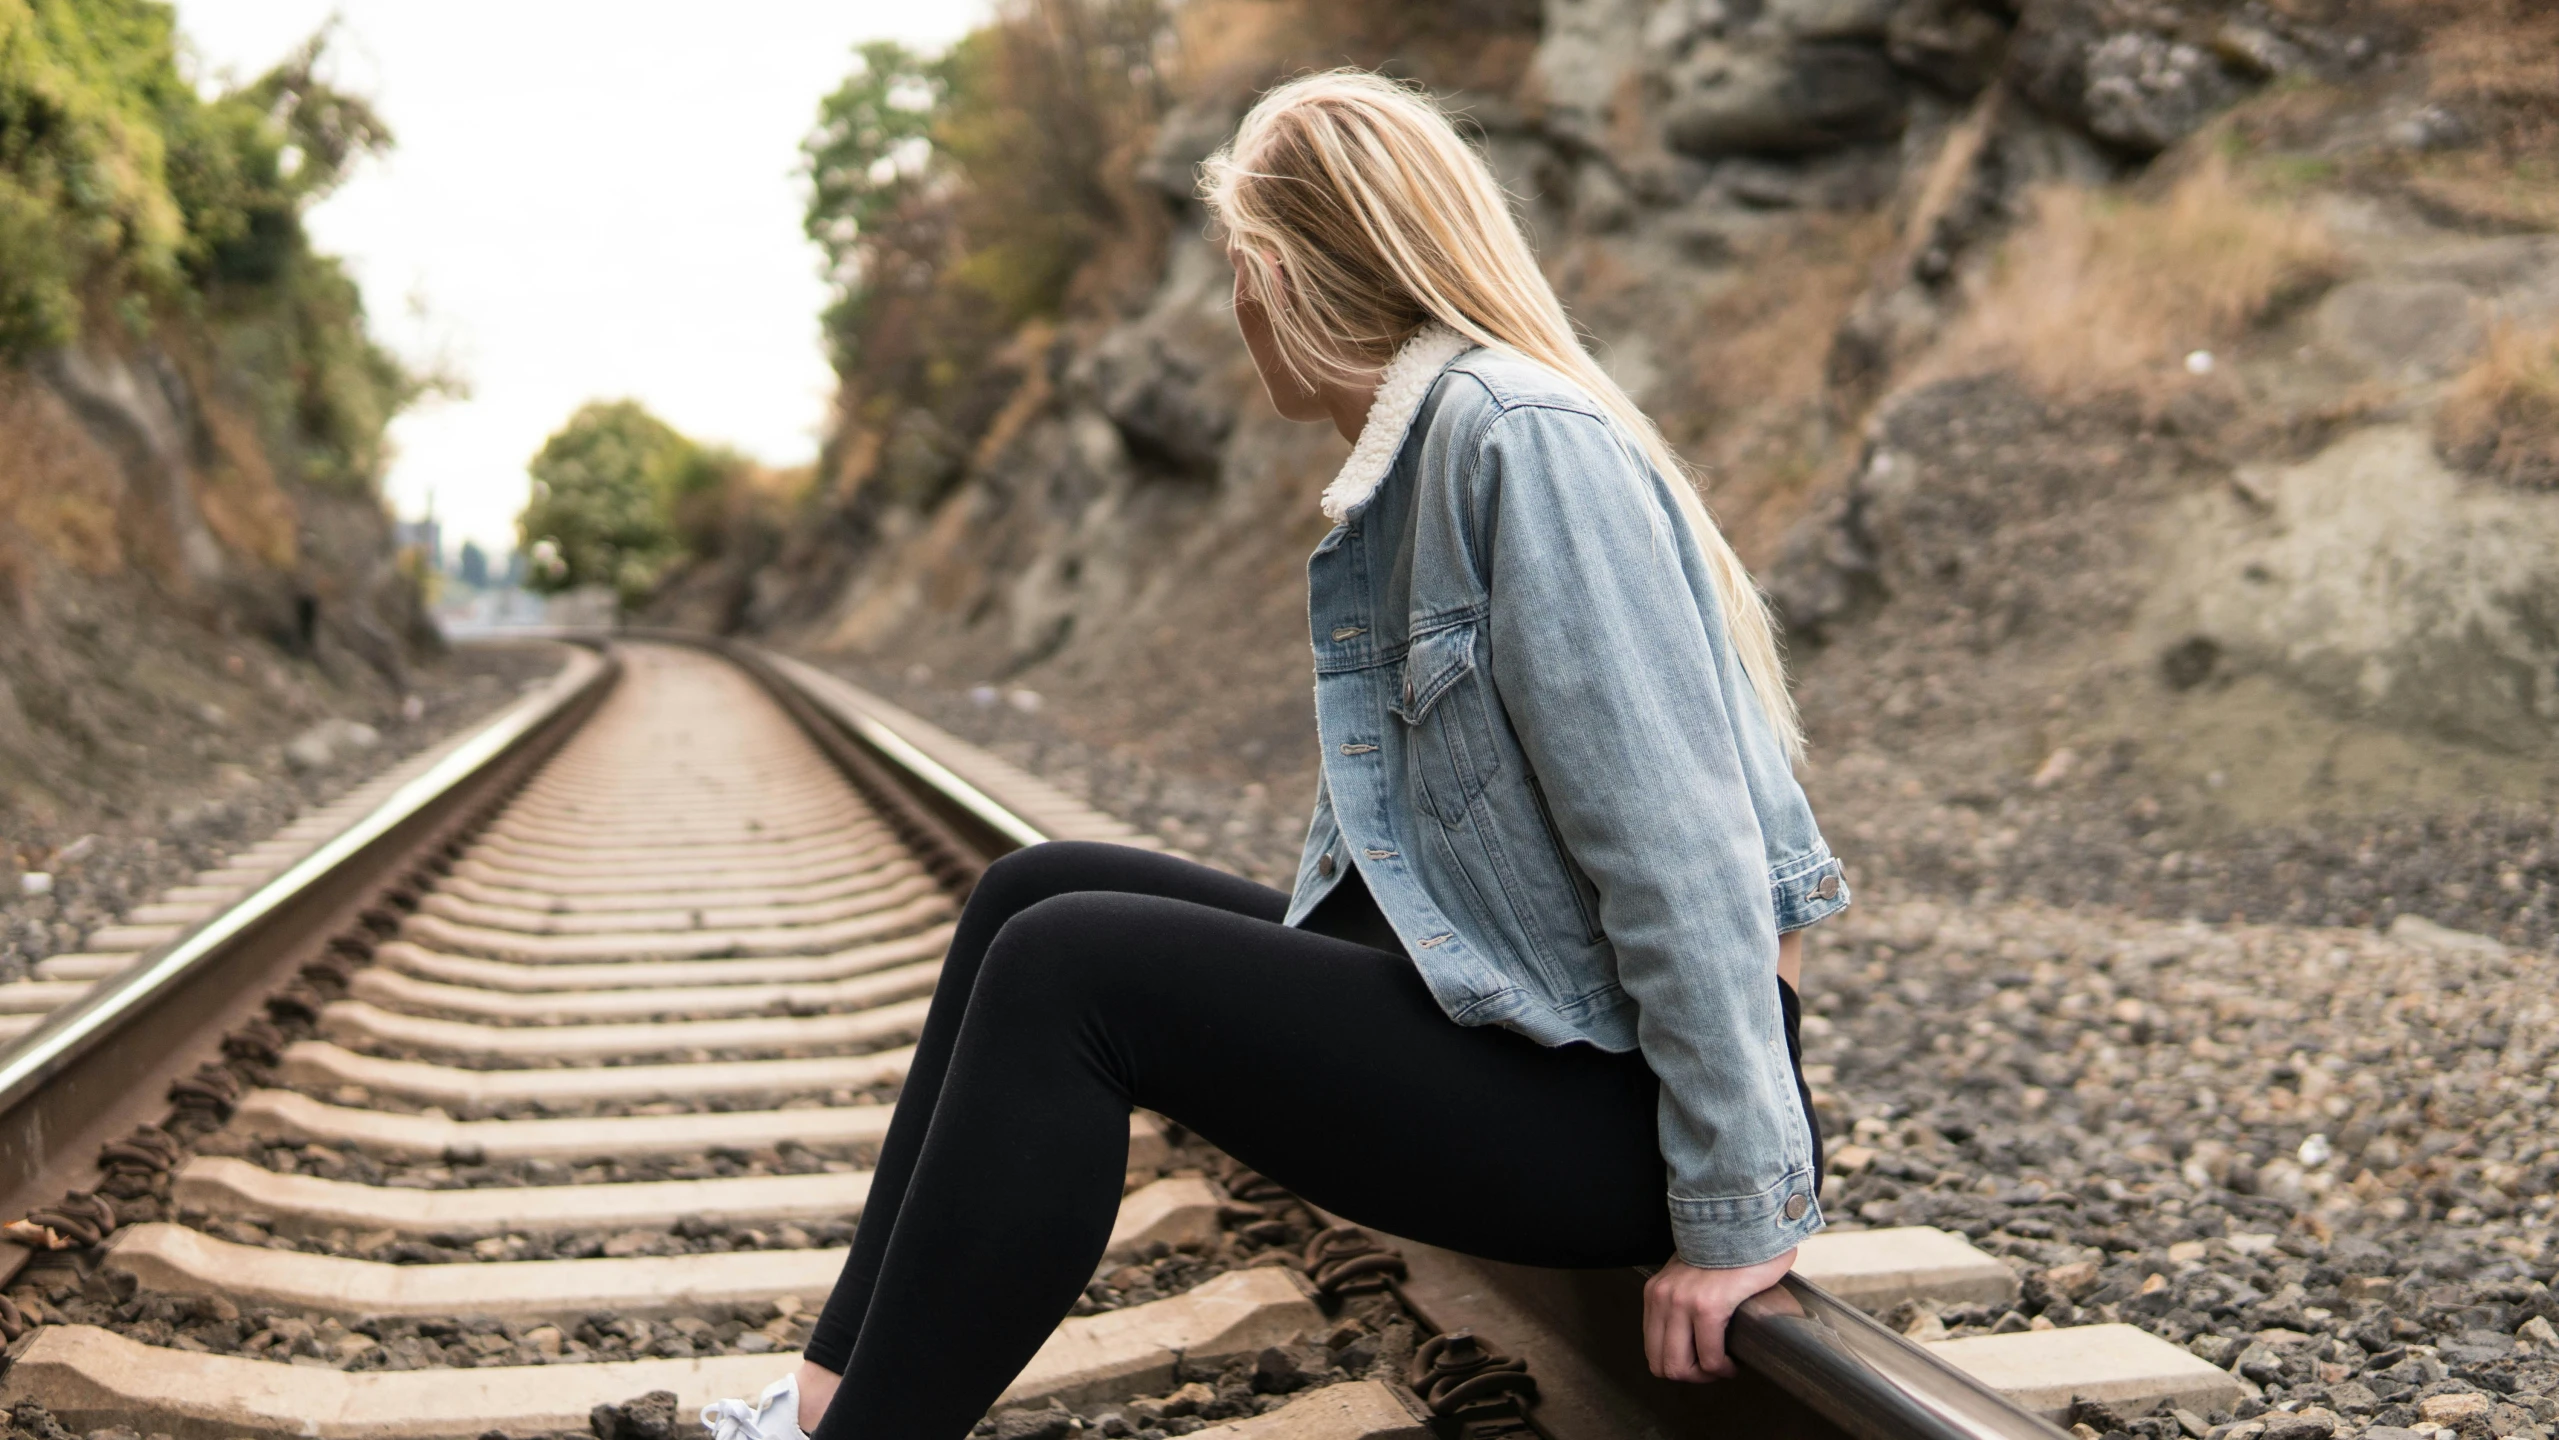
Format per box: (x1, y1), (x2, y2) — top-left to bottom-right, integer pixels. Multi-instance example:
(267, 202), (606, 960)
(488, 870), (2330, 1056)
(0, 639), (2230, 1440)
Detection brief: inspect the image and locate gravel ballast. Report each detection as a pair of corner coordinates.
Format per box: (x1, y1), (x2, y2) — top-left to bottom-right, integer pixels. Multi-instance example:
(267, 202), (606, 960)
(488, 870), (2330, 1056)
(810, 655), (2559, 1440)
(1806, 898), (2555, 1439)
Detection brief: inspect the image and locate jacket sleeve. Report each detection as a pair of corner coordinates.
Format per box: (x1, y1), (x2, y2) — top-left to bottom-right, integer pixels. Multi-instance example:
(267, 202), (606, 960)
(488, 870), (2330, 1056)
(1473, 404), (1823, 1269)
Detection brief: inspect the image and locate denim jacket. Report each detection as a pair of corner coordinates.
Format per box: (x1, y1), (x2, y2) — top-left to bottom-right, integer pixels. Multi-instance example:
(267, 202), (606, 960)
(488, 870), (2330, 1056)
(1283, 329), (1849, 1268)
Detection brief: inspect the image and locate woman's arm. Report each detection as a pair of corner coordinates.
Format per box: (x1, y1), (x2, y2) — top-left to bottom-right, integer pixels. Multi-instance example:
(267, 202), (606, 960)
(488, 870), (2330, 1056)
(1473, 403), (1822, 1266)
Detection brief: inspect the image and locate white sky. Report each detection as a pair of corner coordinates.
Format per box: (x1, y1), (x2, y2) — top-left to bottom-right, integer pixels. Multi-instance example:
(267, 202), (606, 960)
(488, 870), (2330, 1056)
(177, 2), (988, 558)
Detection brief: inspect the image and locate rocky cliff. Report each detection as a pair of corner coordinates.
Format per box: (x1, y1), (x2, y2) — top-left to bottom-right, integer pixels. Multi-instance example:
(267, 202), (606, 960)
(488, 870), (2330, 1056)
(732, 0), (2559, 944)
(1, 13), (442, 854)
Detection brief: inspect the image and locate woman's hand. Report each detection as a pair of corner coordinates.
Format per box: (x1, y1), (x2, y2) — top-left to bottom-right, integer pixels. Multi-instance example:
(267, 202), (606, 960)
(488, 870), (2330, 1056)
(1642, 1249), (1797, 1382)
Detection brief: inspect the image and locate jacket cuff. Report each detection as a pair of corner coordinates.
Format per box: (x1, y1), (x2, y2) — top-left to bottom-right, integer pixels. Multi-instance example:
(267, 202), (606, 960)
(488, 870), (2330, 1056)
(1667, 1168), (1825, 1269)
(1772, 850), (1850, 935)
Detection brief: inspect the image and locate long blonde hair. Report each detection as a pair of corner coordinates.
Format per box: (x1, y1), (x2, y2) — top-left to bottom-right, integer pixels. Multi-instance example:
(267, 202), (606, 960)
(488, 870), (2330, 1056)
(1199, 69), (1804, 761)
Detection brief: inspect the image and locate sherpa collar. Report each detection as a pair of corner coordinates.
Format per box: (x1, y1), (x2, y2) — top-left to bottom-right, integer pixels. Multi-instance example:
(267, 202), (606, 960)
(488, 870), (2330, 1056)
(1319, 322), (1475, 523)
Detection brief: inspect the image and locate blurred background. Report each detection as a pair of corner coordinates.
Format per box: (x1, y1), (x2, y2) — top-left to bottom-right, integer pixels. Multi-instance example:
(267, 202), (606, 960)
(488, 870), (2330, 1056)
(4, 0), (2555, 961)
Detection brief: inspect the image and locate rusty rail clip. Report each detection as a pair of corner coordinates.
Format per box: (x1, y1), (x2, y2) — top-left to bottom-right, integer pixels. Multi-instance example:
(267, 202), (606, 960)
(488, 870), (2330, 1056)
(1407, 1329), (1542, 1439)
(14, 1189), (117, 1249)
(1303, 1224), (1408, 1297)
(168, 1061), (242, 1113)
(99, 1123), (181, 1175)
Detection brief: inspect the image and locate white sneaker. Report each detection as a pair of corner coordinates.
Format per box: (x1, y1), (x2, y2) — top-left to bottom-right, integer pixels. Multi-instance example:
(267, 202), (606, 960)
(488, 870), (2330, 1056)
(701, 1372), (810, 1440)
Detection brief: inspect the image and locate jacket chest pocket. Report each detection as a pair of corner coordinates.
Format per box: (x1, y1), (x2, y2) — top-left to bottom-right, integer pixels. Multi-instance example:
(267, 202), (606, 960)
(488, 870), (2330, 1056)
(1392, 623), (1502, 824)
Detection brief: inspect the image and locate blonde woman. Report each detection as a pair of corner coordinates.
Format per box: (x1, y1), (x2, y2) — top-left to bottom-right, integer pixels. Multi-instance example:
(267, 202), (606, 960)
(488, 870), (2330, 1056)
(706, 69), (1848, 1440)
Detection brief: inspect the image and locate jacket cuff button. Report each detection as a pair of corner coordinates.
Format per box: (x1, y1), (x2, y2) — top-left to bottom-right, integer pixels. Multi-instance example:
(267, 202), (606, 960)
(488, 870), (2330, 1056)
(1317, 853), (1337, 878)
(1815, 873), (1840, 901)
(1783, 1192), (1810, 1222)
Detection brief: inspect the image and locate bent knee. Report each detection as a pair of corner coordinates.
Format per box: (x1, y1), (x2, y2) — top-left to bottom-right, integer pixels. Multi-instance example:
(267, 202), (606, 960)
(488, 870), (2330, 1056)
(964, 842), (1141, 931)
(973, 890), (1160, 1002)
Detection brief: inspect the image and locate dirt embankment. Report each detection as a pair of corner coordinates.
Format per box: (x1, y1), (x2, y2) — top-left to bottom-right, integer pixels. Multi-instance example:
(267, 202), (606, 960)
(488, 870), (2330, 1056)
(713, 0), (2559, 946)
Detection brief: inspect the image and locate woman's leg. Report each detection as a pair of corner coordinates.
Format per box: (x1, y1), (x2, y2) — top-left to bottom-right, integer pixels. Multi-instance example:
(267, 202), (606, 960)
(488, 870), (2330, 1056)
(812, 890), (1672, 1440)
(798, 842), (1285, 1383)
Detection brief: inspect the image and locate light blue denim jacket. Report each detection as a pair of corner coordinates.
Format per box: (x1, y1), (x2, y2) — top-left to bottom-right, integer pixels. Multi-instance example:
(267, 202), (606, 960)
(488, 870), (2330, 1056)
(1283, 341), (1849, 1269)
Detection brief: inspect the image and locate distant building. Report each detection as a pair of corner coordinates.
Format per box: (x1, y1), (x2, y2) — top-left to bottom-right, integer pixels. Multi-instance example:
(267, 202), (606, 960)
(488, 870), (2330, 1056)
(392, 516), (444, 573)
(457, 540), (490, 589)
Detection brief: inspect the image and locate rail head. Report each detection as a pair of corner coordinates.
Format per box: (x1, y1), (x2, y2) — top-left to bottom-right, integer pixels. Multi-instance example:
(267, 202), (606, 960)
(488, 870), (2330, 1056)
(1732, 1275), (2073, 1440)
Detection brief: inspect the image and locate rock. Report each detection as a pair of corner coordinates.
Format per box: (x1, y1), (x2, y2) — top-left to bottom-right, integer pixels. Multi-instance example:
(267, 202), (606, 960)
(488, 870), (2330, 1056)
(2067, 1398), (2130, 1432)
(2384, 915), (2509, 959)
(2313, 281), (2485, 383)
(282, 718), (382, 774)
(2080, 32), (2242, 152)
(2387, 104), (2470, 154)
(2008, 0), (2252, 155)
(2041, 1260), (2102, 1300)
(1131, 1383), (1217, 1422)
(1885, 0), (2011, 94)
(2419, 1394), (2492, 1425)
(1762, 0), (1896, 41)
(1091, 332), (1234, 479)
(1139, 98), (1240, 203)
(588, 1391), (680, 1440)
(1662, 41), (1908, 156)
(987, 1408), (1075, 1440)
(2261, 1408), (2336, 1439)
(2147, 425), (2559, 754)
(2233, 1342), (2284, 1382)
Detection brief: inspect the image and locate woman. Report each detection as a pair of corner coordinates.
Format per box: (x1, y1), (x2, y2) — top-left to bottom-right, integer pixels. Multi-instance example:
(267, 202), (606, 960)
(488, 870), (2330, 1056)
(705, 69), (1848, 1440)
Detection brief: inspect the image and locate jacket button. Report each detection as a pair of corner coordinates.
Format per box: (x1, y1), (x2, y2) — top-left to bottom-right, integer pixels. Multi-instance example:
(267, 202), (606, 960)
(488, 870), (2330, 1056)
(1815, 873), (1840, 901)
(1784, 1192), (1810, 1222)
(1318, 853), (1336, 878)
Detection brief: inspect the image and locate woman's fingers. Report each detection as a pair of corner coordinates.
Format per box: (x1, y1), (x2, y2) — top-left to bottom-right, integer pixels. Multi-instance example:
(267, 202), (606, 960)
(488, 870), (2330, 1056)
(1643, 1273), (1706, 1381)
(1645, 1249), (1798, 1382)
(1688, 1295), (1736, 1379)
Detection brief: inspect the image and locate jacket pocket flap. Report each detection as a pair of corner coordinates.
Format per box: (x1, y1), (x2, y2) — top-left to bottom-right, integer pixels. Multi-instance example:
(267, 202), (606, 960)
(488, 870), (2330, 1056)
(1395, 624), (1477, 723)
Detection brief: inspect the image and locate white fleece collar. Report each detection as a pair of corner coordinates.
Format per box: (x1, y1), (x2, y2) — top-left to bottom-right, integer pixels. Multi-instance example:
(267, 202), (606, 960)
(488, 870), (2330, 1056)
(1319, 322), (1475, 523)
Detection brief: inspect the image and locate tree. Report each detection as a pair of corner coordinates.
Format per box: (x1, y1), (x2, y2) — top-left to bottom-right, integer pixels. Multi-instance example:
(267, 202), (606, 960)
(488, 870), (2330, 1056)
(801, 40), (945, 366)
(515, 400), (696, 609)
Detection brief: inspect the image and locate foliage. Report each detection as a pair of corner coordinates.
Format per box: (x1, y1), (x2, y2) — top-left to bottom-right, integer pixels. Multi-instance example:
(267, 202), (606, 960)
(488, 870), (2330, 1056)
(0, 2), (409, 490)
(803, 39), (944, 353)
(516, 400), (747, 609)
(799, 0), (1167, 510)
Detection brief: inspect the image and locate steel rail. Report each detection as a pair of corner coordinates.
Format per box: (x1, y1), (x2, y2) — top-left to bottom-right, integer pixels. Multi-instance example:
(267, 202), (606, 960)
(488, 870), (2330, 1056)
(0, 642), (617, 1286)
(723, 635), (2070, 1440)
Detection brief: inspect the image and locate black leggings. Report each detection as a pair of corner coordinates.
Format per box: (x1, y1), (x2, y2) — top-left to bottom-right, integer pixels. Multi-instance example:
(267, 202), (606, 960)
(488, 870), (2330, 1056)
(802, 841), (1813, 1439)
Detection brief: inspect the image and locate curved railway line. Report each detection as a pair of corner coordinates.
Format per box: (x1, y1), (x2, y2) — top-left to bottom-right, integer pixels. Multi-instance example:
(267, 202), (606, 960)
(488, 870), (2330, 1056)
(0, 639), (2242, 1440)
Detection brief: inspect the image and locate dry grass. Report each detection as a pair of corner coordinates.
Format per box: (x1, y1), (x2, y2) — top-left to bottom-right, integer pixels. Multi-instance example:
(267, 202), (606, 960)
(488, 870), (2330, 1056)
(1934, 153), (2342, 405)
(2436, 322), (2559, 491)
(0, 375), (128, 585)
(2391, 0), (2559, 230)
(1659, 212), (1896, 560)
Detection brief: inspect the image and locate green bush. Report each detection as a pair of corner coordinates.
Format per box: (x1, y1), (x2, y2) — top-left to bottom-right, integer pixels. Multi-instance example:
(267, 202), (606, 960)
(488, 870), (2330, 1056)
(518, 401), (747, 609)
(0, 2), (409, 490)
